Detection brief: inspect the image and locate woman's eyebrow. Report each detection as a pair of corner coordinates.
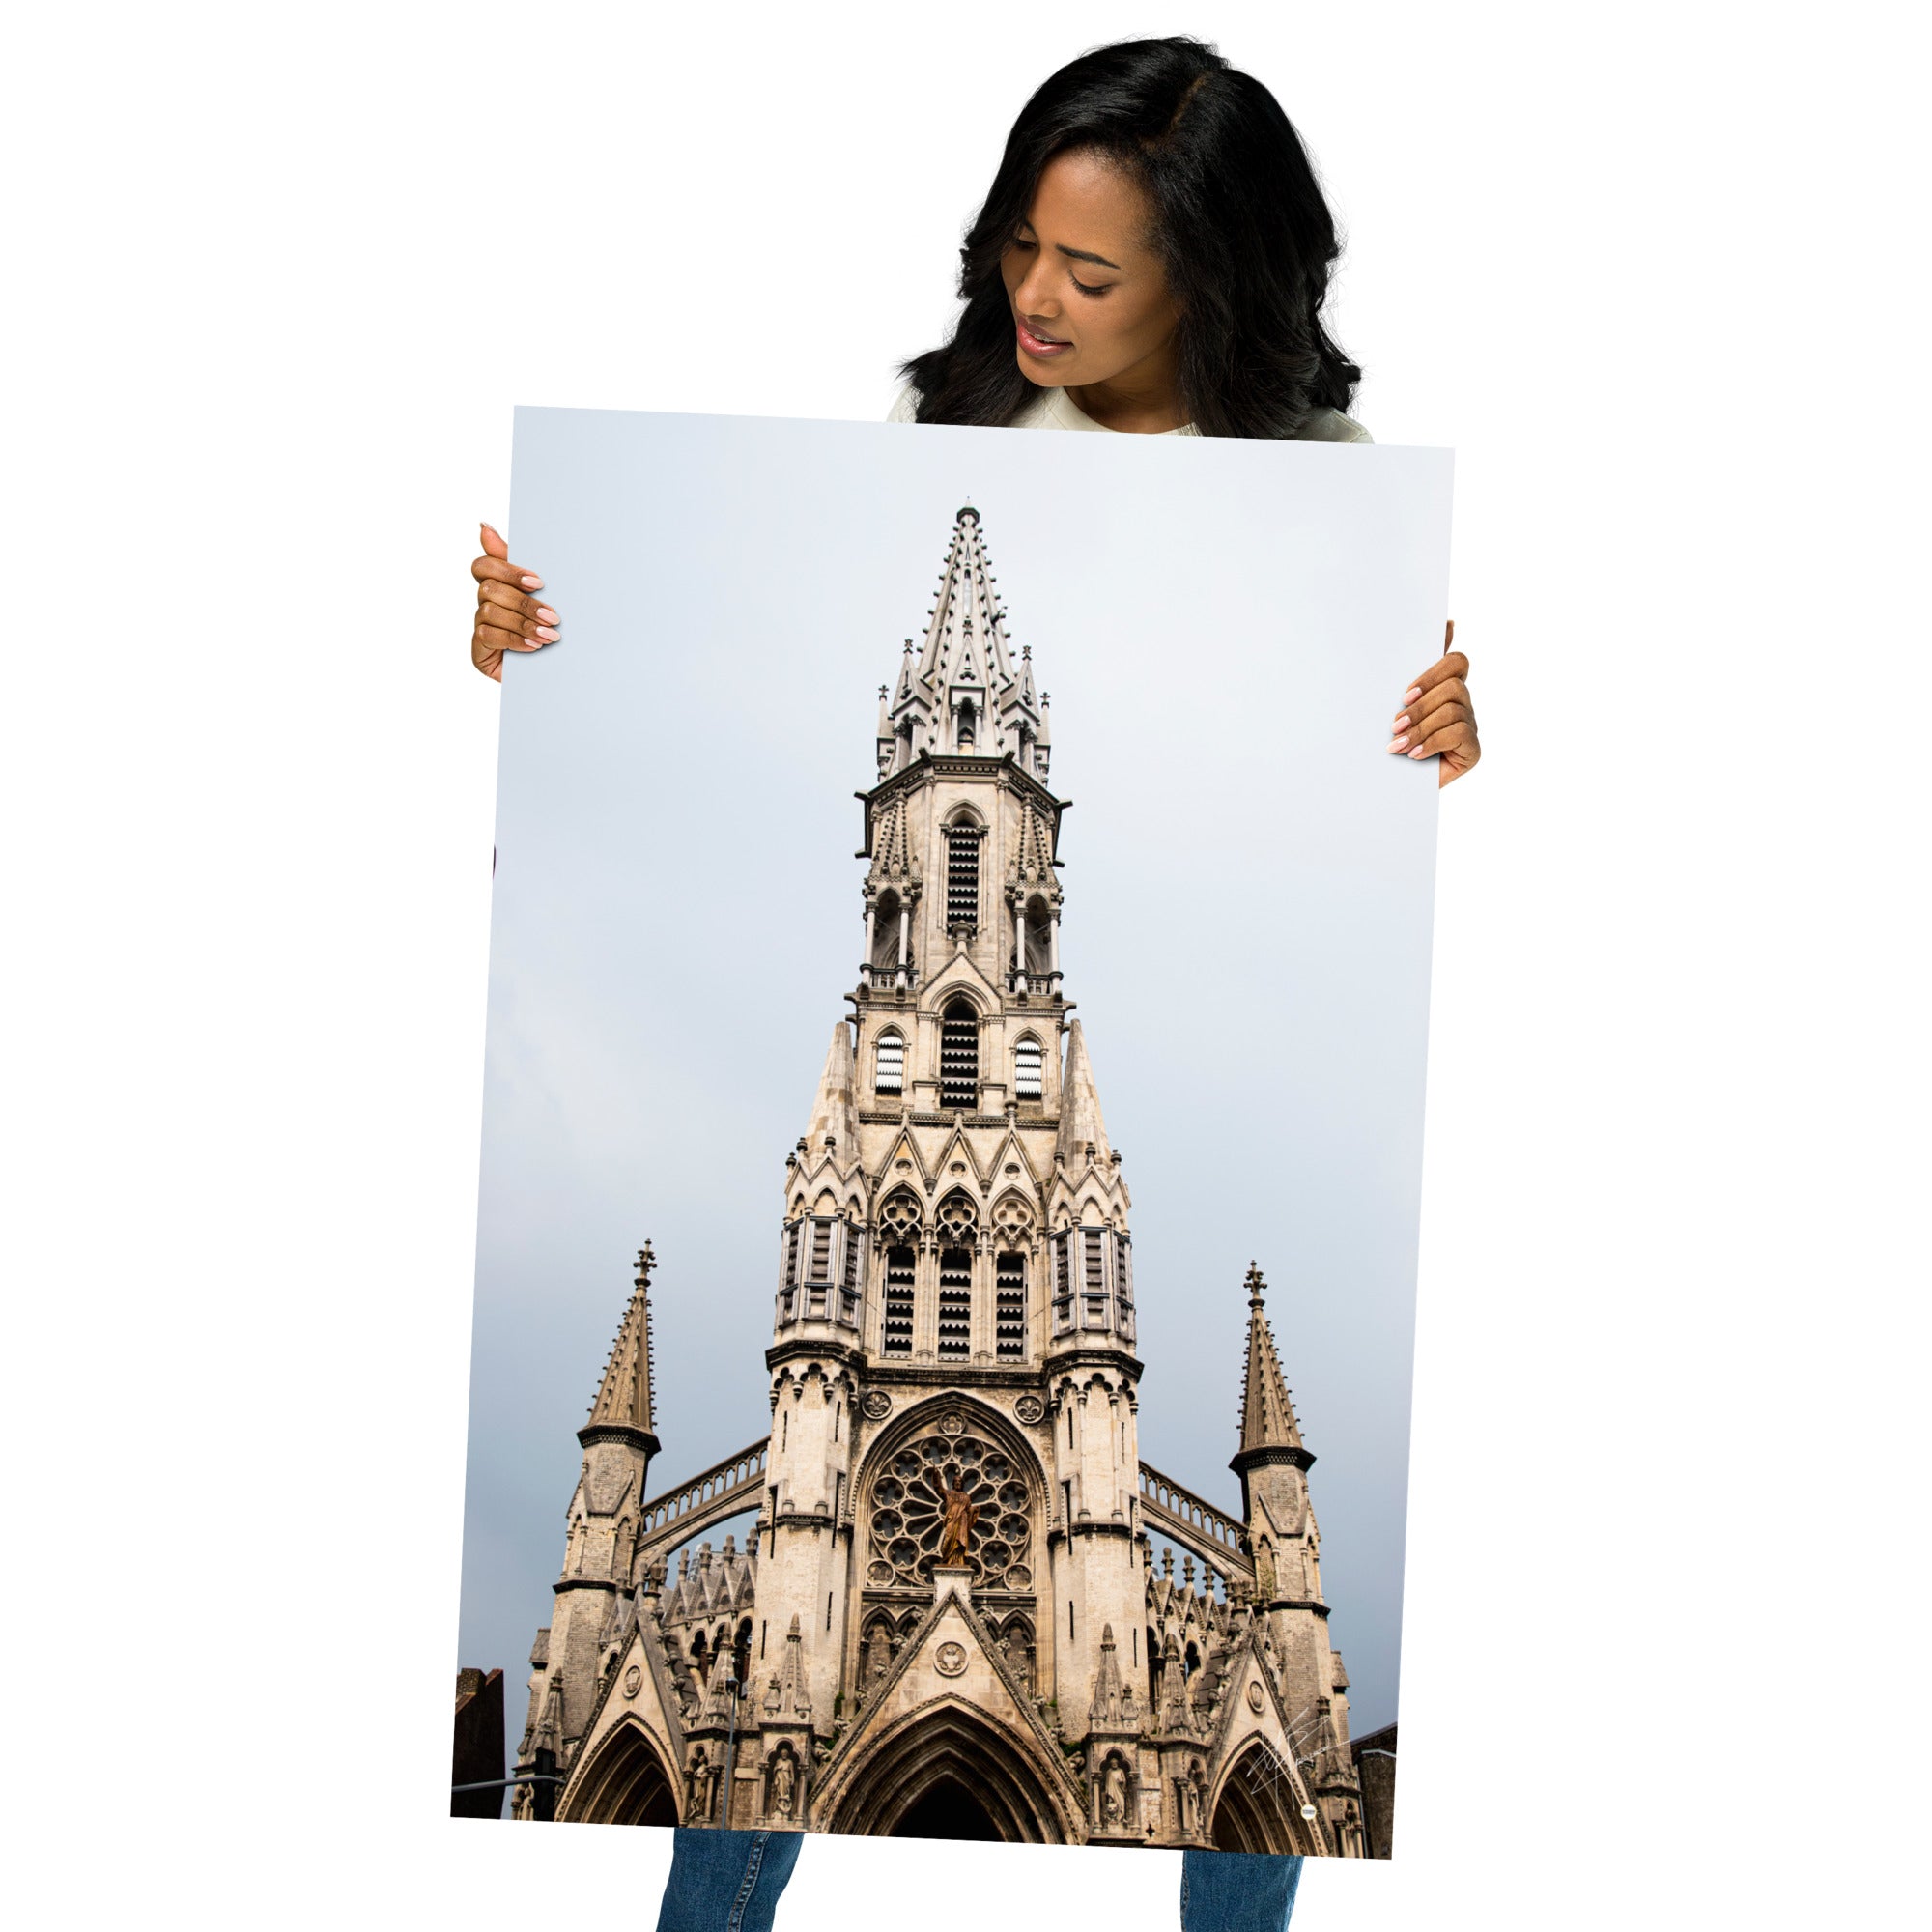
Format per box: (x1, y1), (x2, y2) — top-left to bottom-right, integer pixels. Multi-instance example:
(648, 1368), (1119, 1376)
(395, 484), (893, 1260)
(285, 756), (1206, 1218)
(1056, 243), (1122, 270)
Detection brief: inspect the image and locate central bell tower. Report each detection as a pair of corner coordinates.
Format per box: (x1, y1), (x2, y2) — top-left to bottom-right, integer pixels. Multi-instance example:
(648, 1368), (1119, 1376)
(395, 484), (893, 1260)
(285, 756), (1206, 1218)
(758, 504), (1143, 1765)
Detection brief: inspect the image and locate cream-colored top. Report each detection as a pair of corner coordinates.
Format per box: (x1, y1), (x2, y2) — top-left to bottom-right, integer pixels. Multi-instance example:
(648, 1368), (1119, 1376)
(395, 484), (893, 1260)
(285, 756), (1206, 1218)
(887, 381), (1372, 442)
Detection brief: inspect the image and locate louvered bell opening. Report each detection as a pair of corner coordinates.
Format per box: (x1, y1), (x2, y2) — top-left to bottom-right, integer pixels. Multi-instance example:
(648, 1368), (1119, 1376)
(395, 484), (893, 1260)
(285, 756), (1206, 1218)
(807, 1218), (833, 1316)
(1052, 1233), (1074, 1334)
(1014, 1040), (1042, 1100)
(1082, 1229), (1110, 1330)
(839, 1224), (863, 1326)
(874, 1035), (903, 1094)
(946, 829), (979, 932)
(940, 1008), (978, 1110)
(938, 1248), (973, 1358)
(778, 1222), (801, 1322)
(996, 1253), (1026, 1359)
(883, 1246), (915, 1356)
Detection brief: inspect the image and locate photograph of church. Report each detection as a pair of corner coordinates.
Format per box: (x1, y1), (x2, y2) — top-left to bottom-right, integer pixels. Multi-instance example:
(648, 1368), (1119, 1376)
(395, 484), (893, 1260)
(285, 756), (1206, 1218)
(507, 508), (1369, 1854)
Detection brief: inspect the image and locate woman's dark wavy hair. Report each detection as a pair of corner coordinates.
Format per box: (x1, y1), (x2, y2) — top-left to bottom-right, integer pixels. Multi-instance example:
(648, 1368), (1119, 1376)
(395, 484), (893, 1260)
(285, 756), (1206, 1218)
(900, 37), (1359, 439)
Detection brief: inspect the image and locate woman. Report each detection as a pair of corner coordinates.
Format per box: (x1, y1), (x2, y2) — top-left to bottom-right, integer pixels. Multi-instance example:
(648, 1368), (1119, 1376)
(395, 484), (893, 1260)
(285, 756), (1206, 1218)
(473, 35), (1478, 1932)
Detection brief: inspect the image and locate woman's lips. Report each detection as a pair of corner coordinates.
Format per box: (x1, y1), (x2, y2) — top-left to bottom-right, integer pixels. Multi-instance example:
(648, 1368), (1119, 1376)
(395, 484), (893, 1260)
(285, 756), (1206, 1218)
(1016, 316), (1072, 358)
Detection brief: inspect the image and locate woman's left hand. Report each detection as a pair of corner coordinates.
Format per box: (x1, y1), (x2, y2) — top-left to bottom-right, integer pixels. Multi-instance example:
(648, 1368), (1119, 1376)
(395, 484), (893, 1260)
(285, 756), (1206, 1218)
(1388, 621), (1479, 786)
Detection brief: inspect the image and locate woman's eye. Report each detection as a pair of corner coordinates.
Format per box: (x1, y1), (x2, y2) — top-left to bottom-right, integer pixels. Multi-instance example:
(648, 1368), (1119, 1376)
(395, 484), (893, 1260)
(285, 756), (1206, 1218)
(1070, 275), (1111, 297)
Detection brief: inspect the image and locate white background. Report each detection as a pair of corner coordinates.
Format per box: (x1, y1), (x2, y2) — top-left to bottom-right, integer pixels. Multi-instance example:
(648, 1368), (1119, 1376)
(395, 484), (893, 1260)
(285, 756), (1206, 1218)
(4, 4), (1924, 1930)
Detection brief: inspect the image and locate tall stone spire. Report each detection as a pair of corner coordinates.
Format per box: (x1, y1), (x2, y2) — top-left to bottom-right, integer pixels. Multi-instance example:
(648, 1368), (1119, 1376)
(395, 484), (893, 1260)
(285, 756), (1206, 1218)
(585, 1244), (660, 1446)
(1056, 1018), (1112, 1167)
(802, 1021), (858, 1155)
(1234, 1264), (1308, 1463)
(878, 505), (1046, 776)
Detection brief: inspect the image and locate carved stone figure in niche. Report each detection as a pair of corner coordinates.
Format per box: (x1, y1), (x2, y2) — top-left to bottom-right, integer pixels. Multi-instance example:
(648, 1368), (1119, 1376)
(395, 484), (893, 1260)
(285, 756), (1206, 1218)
(770, 1750), (796, 1820)
(939, 1479), (977, 1564)
(1255, 1539), (1277, 1599)
(1102, 1760), (1128, 1826)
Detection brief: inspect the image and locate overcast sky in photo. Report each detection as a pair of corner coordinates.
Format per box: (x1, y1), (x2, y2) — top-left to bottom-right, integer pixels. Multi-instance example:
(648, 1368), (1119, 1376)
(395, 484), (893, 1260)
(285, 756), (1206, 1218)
(459, 408), (1452, 1745)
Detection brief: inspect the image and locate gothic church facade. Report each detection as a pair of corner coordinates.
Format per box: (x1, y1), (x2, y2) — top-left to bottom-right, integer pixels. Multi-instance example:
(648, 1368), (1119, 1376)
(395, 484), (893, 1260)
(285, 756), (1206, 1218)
(513, 508), (1366, 1854)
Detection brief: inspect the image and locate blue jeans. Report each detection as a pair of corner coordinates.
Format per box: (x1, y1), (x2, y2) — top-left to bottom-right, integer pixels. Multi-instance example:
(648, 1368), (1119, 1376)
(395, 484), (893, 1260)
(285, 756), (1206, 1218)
(653, 1830), (1300, 1932)
(655, 1829), (806, 1932)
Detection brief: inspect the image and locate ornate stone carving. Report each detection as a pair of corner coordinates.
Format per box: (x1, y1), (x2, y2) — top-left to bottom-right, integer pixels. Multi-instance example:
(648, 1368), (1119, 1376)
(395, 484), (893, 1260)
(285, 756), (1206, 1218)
(866, 1422), (1032, 1592)
(938, 1479), (977, 1564)
(1012, 1393), (1045, 1425)
(622, 1663), (642, 1699)
(935, 1641), (968, 1677)
(861, 1390), (893, 1422)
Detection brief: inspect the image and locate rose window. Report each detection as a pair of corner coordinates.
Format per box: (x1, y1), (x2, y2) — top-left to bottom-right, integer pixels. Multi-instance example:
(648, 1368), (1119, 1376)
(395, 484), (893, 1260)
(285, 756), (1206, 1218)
(866, 1417), (1034, 1593)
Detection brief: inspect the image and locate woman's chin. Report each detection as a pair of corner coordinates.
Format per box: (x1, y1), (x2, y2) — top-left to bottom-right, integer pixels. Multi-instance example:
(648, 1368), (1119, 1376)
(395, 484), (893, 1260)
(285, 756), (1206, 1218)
(1015, 353), (1072, 389)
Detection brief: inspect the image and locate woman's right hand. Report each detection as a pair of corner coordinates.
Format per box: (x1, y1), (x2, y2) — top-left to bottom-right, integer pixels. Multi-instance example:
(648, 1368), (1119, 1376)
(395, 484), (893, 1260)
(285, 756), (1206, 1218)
(470, 523), (558, 681)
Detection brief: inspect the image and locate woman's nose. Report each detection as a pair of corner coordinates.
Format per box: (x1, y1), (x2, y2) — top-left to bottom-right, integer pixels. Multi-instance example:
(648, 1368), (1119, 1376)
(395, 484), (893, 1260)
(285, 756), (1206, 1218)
(1013, 262), (1060, 320)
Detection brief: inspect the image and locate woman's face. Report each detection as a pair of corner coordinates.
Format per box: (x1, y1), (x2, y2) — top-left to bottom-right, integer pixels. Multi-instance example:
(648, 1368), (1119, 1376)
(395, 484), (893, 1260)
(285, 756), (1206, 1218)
(999, 148), (1180, 393)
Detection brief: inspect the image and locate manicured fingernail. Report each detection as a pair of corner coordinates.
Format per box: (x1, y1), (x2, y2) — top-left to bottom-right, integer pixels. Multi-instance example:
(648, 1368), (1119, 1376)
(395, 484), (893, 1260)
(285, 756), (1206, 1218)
(1386, 736), (1408, 753)
(1391, 714), (1410, 730)
(1404, 687), (1421, 703)
(534, 626), (558, 641)
(535, 607), (557, 624)
(1407, 746), (1428, 758)
(522, 574), (544, 589)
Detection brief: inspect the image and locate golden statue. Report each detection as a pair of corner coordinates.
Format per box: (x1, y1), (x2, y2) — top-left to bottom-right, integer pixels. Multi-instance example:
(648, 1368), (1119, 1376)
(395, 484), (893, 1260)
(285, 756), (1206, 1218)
(938, 1480), (978, 1565)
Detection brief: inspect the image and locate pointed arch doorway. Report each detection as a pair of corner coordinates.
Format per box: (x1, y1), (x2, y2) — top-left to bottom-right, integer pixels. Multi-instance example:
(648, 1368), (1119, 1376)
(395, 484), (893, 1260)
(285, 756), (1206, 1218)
(890, 1777), (1001, 1841)
(821, 1702), (1076, 1843)
(560, 1719), (680, 1826)
(1208, 1742), (1318, 1855)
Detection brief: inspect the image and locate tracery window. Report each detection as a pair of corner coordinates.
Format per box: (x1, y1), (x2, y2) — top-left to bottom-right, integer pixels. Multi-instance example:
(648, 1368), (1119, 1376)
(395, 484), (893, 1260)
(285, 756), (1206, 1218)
(873, 1029), (904, 1094)
(865, 1414), (1034, 1593)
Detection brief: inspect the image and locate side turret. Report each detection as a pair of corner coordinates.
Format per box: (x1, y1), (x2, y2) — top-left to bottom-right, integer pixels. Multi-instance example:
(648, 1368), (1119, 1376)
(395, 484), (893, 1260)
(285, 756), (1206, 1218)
(775, 1025), (867, 1341)
(519, 1246), (662, 1776)
(1045, 1022), (1135, 1352)
(1231, 1264), (1362, 1849)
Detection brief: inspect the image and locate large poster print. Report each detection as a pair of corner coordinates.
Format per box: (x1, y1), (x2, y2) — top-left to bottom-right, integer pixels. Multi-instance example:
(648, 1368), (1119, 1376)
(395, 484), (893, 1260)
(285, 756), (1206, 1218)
(459, 409), (1452, 1859)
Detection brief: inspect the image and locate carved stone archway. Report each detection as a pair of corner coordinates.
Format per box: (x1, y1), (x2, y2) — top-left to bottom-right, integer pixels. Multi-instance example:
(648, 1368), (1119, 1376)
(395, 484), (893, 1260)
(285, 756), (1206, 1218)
(560, 1718), (680, 1826)
(819, 1700), (1078, 1843)
(1208, 1741), (1319, 1856)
